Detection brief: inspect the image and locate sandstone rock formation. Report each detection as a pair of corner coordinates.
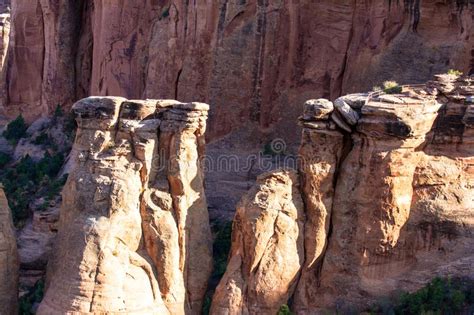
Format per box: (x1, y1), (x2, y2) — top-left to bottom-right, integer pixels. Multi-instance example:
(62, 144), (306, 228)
(0, 185), (18, 315)
(211, 170), (305, 315)
(38, 97), (212, 314)
(212, 75), (474, 314)
(2, 0), (473, 226)
(306, 75), (474, 314)
(294, 99), (345, 308)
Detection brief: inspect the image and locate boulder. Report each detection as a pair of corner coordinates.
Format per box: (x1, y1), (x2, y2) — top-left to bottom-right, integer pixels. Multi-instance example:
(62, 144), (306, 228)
(302, 99), (334, 120)
(334, 98), (360, 125)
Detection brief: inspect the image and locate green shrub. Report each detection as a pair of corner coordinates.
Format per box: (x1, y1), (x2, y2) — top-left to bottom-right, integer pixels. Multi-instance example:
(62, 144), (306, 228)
(212, 221), (232, 279)
(278, 304), (293, 315)
(0, 152), (11, 167)
(383, 81), (402, 94)
(3, 114), (28, 144)
(63, 112), (77, 141)
(18, 279), (45, 315)
(202, 293), (212, 315)
(161, 6), (170, 19)
(447, 69), (463, 76)
(33, 132), (50, 146)
(370, 277), (474, 315)
(53, 104), (64, 118)
(0, 152), (66, 225)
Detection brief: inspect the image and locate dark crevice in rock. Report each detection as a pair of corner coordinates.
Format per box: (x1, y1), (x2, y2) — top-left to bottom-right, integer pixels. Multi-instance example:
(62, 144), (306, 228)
(175, 68), (183, 100)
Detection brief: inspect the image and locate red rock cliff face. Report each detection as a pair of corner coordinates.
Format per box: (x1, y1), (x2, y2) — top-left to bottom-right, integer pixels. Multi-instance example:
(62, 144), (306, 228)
(2, 0), (474, 143)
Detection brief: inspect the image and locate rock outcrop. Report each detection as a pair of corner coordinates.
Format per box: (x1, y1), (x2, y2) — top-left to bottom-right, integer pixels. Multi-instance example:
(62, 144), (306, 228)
(294, 99), (345, 308)
(0, 185), (18, 315)
(38, 97), (212, 314)
(2, 0), (473, 228)
(211, 170), (305, 315)
(212, 75), (474, 314)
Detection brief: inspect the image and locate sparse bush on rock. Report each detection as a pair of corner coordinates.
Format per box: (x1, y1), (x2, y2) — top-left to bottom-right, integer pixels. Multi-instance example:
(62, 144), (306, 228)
(383, 81), (402, 94)
(3, 114), (28, 144)
(18, 279), (45, 315)
(447, 69), (463, 76)
(278, 304), (293, 315)
(369, 277), (474, 315)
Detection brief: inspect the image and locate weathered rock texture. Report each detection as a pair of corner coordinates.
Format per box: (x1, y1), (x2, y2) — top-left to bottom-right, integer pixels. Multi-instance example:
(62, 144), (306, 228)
(0, 185), (18, 315)
(38, 97), (212, 314)
(1, 0), (473, 142)
(2, 0), (473, 228)
(211, 170), (305, 315)
(212, 75), (474, 314)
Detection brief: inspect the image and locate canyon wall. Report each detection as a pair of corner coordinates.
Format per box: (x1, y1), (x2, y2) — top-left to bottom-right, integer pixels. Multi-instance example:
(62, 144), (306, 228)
(37, 97), (212, 314)
(0, 185), (18, 315)
(1, 0), (473, 144)
(212, 75), (474, 314)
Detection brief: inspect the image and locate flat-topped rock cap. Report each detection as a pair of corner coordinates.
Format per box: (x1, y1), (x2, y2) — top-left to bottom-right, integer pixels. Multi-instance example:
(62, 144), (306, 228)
(303, 99), (334, 120)
(73, 96), (126, 118)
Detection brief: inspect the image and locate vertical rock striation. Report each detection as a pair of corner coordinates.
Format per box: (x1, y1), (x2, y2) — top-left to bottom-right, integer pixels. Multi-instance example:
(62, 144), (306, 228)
(141, 100), (213, 315)
(38, 97), (212, 314)
(0, 185), (18, 315)
(293, 99), (345, 309)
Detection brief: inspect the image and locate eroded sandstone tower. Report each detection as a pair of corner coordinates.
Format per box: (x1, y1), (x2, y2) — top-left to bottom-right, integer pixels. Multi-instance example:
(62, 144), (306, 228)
(38, 97), (212, 314)
(212, 75), (474, 314)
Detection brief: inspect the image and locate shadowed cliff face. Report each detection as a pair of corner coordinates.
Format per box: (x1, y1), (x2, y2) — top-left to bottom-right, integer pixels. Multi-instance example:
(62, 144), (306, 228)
(1, 0), (473, 144)
(211, 75), (474, 314)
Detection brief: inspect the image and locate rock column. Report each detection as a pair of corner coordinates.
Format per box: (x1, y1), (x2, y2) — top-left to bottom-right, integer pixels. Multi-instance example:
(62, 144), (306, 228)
(210, 170), (305, 315)
(0, 185), (18, 315)
(293, 99), (345, 310)
(38, 97), (212, 314)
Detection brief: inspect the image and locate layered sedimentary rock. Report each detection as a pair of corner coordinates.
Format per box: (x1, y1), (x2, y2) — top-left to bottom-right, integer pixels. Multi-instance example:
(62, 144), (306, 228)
(1, 0), (473, 141)
(211, 170), (305, 315)
(213, 75), (474, 313)
(0, 185), (18, 315)
(38, 97), (212, 314)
